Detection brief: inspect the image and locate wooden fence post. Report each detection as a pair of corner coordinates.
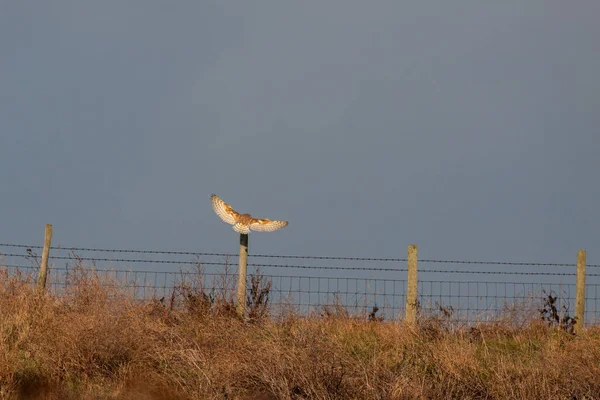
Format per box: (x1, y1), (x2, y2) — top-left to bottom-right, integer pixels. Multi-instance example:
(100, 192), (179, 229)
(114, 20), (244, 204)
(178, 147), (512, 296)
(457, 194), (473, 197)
(236, 233), (249, 317)
(37, 224), (53, 292)
(405, 244), (418, 324)
(574, 249), (586, 334)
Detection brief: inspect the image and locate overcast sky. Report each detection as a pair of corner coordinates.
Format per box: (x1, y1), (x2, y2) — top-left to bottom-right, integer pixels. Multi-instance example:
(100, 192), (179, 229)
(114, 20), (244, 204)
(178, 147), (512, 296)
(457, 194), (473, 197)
(1, 1), (599, 266)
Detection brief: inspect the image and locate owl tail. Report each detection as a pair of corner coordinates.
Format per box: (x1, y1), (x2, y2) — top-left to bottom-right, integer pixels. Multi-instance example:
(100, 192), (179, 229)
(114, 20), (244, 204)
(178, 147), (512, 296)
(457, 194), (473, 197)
(233, 223), (250, 234)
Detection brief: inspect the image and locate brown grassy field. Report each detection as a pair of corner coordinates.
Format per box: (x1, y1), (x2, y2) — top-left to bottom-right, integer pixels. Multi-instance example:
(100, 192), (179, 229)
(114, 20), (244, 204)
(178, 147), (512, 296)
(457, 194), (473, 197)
(0, 266), (599, 400)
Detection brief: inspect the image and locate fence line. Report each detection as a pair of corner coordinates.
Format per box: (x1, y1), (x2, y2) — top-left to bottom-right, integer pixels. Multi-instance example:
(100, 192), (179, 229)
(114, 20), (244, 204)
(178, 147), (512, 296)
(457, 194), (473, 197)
(2, 252), (595, 274)
(2, 242), (598, 267)
(0, 240), (597, 326)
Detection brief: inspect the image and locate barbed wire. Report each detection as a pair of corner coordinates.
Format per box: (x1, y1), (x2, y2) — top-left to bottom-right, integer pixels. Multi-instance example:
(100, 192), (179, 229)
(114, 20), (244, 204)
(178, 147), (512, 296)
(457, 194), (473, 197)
(4, 264), (600, 279)
(2, 255), (599, 272)
(1, 243), (598, 267)
(248, 263), (402, 271)
(0, 244), (405, 262)
(0, 243), (236, 258)
(48, 255), (228, 266)
(420, 259), (578, 267)
(0, 265), (222, 276)
(0, 253), (39, 259)
(420, 269), (578, 276)
(0, 254), (402, 272)
(2, 264), (38, 269)
(251, 254), (406, 262)
(0, 252), (227, 266)
(3, 262), (599, 276)
(44, 257), (396, 271)
(0, 244), (40, 249)
(0, 255), (580, 274)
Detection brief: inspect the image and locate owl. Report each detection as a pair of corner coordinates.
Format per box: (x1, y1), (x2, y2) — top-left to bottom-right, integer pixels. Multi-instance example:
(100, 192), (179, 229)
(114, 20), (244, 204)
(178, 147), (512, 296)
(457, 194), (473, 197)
(211, 194), (288, 234)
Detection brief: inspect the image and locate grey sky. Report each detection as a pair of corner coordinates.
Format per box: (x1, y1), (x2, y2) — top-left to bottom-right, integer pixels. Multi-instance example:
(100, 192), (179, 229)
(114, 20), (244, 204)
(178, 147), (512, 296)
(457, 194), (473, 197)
(1, 1), (599, 265)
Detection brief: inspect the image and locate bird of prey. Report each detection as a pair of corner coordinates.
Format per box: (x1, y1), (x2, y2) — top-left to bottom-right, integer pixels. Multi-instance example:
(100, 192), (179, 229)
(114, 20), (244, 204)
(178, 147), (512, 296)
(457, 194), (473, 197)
(211, 194), (288, 234)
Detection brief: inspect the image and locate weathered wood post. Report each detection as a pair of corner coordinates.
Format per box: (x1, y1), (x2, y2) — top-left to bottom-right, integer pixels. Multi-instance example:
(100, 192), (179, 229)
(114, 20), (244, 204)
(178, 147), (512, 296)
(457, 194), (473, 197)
(405, 244), (418, 324)
(36, 224), (53, 292)
(236, 233), (249, 317)
(574, 249), (586, 334)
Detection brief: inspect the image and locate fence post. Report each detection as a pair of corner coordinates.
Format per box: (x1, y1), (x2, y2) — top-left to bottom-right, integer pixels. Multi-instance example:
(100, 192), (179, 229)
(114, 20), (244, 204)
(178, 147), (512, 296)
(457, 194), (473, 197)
(236, 233), (249, 317)
(574, 249), (586, 334)
(37, 224), (53, 292)
(405, 244), (418, 324)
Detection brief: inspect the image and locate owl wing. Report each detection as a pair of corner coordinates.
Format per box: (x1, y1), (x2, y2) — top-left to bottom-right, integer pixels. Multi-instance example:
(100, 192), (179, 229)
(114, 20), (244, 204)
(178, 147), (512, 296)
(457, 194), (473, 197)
(249, 218), (288, 232)
(211, 194), (240, 225)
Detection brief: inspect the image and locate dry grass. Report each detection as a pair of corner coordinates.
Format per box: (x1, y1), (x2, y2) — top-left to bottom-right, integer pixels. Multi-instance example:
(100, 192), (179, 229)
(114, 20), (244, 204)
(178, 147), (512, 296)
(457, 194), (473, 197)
(0, 266), (599, 399)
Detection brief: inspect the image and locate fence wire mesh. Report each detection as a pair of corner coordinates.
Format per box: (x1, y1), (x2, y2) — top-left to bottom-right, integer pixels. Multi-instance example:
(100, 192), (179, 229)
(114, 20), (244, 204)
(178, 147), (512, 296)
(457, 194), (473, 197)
(1, 243), (598, 324)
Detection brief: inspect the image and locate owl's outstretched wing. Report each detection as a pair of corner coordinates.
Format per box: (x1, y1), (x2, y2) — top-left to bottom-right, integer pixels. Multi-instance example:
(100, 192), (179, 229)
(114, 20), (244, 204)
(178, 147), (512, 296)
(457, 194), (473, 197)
(211, 194), (239, 225)
(249, 218), (288, 232)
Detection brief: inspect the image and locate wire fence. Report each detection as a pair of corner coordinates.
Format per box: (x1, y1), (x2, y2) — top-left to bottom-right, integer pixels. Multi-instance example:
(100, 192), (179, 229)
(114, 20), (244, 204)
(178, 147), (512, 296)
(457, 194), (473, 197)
(1, 243), (598, 324)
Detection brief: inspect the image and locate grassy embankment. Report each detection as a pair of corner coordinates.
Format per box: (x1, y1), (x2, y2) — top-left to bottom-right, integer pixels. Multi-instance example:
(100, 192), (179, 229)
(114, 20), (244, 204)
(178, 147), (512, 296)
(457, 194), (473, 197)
(0, 265), (599, 399)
